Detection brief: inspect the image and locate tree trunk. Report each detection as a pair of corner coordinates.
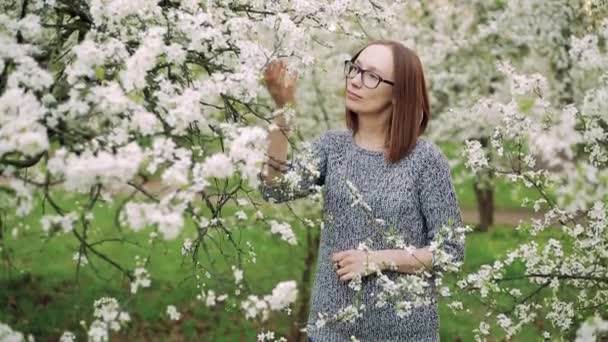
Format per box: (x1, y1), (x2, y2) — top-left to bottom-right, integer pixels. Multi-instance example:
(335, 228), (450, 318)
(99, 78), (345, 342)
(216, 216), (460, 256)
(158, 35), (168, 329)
(474, 137), (494, 232)
(288, 226), (320, 342)
(474, 176), (494, 232)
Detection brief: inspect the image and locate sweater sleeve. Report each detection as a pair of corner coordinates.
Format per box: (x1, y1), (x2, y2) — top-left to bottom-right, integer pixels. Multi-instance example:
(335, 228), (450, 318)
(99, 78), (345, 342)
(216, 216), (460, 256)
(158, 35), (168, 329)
(417, 145), (465, 273)
(257, 130), (330, 204)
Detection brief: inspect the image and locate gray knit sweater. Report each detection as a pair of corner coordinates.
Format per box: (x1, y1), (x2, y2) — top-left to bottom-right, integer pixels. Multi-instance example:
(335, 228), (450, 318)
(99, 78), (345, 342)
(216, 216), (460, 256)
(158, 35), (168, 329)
(258, 128), (464, 341)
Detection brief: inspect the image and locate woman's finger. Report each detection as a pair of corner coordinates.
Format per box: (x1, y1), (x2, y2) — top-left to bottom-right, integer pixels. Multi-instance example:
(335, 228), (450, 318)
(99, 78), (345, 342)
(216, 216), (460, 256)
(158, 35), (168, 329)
(270, 62), (279, 78)
(341, 257), (352, 266)
(266, 60), (279, 78)
(263, 65), (274, 83)
(339, 273), (351, 282)
(336, 265), (351, 276)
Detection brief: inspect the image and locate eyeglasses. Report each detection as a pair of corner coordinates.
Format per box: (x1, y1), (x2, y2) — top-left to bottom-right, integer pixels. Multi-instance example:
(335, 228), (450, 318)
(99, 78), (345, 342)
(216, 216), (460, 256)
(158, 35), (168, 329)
(344, 60), (395, 89)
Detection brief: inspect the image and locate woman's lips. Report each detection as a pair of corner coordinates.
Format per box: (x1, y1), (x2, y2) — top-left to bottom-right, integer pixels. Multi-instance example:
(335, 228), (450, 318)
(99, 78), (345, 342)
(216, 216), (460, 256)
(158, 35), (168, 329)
(347, 90), (362, 99)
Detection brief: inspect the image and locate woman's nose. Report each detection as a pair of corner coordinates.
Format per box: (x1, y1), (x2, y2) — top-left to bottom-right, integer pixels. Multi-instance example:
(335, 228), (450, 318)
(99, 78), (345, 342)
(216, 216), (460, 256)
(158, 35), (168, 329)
(349, 73), (363, 88)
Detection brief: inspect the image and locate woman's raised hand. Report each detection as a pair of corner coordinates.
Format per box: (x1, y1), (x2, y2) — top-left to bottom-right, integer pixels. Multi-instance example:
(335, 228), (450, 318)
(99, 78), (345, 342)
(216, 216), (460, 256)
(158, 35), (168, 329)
(263, 59), (298, 108)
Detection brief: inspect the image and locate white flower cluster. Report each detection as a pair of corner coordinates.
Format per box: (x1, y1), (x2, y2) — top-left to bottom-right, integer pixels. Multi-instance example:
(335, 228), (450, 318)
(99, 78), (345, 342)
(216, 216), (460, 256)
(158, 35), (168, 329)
(64, 38), (126, 85)
(333, 303), (366, 324)
(528, 105), (583, 170)
(268, 220), (297, 245)
(40, 212), (78, 234)
(181, 238), (193, 256)
(235, 210), (248, 221)
(198, 153), (234, 179)
(59, 331), (76, 342)
(5, 179), (35, 217)
(575, 314), (608, 342)
(457, 262), (504, 298)
(256, 330), (287, 342)
(546, 297), (575, 331)
(306, 302), (367, 336)
(241, 281), (298, 322)
(47, 143), (144, 193)
(496, 60), (549, 97)
(223, 125), (269, 188)
(87, 297), (131, 342)
(197, 289), (228, 307)
(0, 88), (49, 157)
(2, 50), (53, 93)
(173, 127), (260, 190)
(73, 251), (88, 267)
(232, 265), (244, 284)
(0, 321), (33, 342)
(145, 137), (190, 179)
(374, 274), (433, 318)
(130, 256), (151, 294)
(345, 180), (372, 213)
(121, 27), (166, 92)
(166, 305), (181, 321)
(463, 140), (489, 174)
(264, 138), (324, 199)
(569, 33), (608, 70)
(89, 0), (162, 28)
(122, 201), (185, 240)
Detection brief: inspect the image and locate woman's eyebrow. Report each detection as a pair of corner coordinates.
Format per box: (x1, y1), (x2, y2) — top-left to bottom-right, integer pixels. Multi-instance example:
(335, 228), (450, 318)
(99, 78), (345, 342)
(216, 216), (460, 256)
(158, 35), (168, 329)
(354, 60), (381, 73)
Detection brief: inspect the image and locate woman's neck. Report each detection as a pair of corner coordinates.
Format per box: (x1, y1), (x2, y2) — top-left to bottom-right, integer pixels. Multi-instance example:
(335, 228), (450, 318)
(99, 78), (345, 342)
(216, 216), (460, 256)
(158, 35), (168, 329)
(354, 105), (392, 148)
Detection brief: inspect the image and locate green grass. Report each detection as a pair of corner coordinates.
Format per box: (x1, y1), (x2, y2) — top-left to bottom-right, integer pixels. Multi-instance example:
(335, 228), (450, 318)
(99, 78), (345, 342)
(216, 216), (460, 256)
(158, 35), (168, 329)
(1, 191), (321, 341)
(0, 175), (566, 341)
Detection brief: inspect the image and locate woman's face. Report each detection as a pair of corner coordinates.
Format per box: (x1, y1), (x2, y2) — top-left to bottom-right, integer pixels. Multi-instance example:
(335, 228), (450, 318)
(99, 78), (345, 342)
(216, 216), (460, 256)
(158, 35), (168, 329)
(345, 44), (394, 115)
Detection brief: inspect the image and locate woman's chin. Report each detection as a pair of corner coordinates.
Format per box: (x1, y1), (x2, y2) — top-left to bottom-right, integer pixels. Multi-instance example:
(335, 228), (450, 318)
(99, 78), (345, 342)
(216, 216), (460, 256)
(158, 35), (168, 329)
(345, 100), (362, 112)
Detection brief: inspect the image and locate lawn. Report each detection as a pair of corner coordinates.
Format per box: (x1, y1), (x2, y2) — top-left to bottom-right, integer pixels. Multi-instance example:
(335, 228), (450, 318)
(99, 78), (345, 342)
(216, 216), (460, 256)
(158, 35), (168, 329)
(0, 143), (568, 341)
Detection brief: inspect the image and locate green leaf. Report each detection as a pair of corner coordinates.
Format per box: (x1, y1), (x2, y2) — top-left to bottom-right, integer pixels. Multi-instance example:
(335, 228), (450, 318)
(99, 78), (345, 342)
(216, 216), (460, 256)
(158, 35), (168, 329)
(94, 66), (105, 80)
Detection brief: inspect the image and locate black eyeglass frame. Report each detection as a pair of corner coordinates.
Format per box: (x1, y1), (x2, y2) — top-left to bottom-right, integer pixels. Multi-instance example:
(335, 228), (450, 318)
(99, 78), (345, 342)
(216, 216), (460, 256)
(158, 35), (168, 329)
(343, 60), (395, 89)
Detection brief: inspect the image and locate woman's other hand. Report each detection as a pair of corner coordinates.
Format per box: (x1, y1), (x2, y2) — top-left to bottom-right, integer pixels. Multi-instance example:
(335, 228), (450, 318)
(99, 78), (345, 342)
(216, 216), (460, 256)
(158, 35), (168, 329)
(263, 59), (298, 107)
(331, 249), (383, 282)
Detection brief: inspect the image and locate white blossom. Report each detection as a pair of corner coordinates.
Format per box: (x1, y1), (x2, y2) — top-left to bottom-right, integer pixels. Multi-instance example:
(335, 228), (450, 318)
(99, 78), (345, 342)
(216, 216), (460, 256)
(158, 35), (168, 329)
(200, 153), (235, 179)
(463, 140), (489, 174)
(59, 331), (76, 342)
(268, 220), (297, 245)
(87, 297), (130, 342)
(166, 305), (181, 321)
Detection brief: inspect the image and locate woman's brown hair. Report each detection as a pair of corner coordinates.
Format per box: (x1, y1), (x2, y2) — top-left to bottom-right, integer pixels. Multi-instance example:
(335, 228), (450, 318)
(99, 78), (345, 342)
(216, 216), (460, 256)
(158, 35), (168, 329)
(345, 39), (430, 163)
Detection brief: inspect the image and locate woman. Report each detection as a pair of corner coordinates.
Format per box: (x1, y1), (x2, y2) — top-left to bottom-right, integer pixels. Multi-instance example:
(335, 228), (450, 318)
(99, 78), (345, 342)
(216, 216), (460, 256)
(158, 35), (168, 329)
(259, 40), (465, 342)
